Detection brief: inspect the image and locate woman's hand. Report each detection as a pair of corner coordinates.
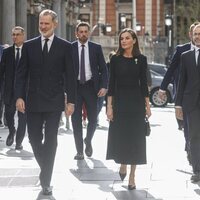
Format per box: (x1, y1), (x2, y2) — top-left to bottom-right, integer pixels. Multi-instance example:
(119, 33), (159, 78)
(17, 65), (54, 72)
(107, 106), (113, 121)
(146, 105), (151, 118)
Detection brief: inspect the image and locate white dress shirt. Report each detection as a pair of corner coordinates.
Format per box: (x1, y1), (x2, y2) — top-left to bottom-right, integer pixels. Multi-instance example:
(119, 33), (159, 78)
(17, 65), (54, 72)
(41, 34), (54, 52)
(78, 40), (92, 81)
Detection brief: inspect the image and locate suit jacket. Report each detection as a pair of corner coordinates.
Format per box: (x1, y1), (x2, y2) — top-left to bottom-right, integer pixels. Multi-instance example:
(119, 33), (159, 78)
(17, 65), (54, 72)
(0, 45), (17, 104)
(160, 43), (191, 91)
(175, 49), (200, 112)
(15, 36), (76, 112)
(72, 41), (108, 93)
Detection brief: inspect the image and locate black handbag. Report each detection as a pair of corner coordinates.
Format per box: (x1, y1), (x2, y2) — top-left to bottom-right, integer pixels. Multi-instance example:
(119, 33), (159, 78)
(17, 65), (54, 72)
(145, 117), (151, 136)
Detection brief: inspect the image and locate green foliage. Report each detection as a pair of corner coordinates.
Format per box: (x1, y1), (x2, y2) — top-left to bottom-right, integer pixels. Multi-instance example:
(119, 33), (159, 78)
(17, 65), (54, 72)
(175, 0), (200, 43)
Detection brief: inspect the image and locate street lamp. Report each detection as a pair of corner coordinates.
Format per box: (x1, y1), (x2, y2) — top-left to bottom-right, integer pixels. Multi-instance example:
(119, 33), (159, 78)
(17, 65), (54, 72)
(165, 14), (173, 66)
(120, 14), (126, 30)
(136, 22), (141, 32)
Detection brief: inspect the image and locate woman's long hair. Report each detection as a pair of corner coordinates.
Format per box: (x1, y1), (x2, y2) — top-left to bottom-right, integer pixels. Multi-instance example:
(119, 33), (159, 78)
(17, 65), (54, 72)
(116, 28), (141, 57)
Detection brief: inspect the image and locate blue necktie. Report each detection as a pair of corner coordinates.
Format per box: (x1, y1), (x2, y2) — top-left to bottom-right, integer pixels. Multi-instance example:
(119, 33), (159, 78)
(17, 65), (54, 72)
(80, 44), (86, 84)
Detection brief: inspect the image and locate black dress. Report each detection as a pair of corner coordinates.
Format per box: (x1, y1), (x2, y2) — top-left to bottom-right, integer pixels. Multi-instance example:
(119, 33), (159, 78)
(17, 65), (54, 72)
(106, 54), (149, 165)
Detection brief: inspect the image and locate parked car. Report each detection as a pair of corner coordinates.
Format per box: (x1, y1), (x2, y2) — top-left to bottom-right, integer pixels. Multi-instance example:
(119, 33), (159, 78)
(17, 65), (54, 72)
(149, 70), (173, 107)
(148, 63), (168, 76)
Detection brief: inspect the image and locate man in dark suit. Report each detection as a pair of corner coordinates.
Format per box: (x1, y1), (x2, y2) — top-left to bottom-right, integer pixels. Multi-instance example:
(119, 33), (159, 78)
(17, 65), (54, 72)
(159, 22), (199, 160)
(0, 26), (26, 150)
(16, 10), (76, 195)
(175, 24), (200, 183)
(71, 22), (108, 160)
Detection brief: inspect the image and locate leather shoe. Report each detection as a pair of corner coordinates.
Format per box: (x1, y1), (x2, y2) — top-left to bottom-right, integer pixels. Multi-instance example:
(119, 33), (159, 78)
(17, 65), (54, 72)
(84, 138), (93, 157)
(128, 185), (136, 190)
(42, 186), (53, 195)
(6, 131), (15, 146)
(191, 172), (200, 183)
(15, 144), (23, 150)
(74, 153), (84, 160)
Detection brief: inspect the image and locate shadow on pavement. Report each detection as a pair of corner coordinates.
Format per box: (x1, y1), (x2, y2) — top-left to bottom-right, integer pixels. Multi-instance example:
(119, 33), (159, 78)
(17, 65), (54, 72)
(70, 157), (117, 192)
(112, 189), (163, 200)
(36, 191), (56, 200)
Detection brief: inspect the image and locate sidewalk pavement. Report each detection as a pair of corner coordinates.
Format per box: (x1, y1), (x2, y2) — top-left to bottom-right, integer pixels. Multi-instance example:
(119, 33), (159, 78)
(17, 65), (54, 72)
(0, 106), (200, 200)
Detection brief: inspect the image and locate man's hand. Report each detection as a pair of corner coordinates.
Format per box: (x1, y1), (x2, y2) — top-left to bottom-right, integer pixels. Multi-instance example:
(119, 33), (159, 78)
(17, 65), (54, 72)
(158, 89), (167, 100)
(175, 107), (183, 120)
(16, 98), (25, 113)
(97, 88), (107, 97)
(65, 103), (75, 117)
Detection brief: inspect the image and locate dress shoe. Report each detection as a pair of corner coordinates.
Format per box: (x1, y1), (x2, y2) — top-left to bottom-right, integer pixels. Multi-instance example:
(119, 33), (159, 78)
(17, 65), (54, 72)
(15, 144), (23, 150)
(84, 138), (93, 157)
(191, 172), (200, 183)
(74, 153), (84, 160)
(42, 186), (53, 195)
(128, 185), (136, 190)
(119, 172), (126, 181)
(6, 131), (15, 146)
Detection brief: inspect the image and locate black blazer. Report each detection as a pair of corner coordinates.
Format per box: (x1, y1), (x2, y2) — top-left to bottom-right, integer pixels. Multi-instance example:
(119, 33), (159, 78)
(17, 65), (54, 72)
(175, 49), (200, 112)
(15, 36), (76, 112)
(72, 41), (108, 93)
(0, 45), (17, 104)
(160, 43), (191, 91)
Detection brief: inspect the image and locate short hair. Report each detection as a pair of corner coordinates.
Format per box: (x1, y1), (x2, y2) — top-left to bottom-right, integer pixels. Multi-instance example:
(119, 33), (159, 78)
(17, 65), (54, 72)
(76, 21), (90, 32)
(12, 26), (25, 33)
(189, 21), (200, 32)
(39, 9), (58, 23)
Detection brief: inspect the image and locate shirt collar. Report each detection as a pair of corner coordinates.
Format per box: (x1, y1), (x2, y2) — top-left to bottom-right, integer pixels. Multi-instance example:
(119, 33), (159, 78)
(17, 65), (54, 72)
(78, 40), (88, 48)
(15, 44), (23, 49)
(41, 34), (54, 42)
(194, 46), (200, 52)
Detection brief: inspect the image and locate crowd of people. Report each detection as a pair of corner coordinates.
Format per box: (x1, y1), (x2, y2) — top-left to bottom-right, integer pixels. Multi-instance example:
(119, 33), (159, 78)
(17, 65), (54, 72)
(0, 8), (200, 196)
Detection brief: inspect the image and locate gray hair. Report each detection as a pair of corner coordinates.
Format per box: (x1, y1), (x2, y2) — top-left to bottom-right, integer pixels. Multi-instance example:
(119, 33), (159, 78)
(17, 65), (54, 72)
(39, 9), (58, 23)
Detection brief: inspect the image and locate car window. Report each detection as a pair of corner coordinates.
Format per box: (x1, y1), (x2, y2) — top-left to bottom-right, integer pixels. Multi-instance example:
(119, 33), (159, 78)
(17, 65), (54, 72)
(148, 63), (167, 76)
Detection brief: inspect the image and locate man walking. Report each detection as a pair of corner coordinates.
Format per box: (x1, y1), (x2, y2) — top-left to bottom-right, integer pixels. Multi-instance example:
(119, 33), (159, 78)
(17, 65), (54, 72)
(0, 26), (26, 150)
(176, 24), (200, 183)
(71, 22), (108, 160)
(16, 10), (76, 195)
(159, 22), (199, 162)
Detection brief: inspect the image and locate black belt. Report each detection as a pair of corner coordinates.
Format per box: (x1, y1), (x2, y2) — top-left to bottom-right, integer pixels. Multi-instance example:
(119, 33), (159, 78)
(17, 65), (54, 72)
(78, 79), (93, 85)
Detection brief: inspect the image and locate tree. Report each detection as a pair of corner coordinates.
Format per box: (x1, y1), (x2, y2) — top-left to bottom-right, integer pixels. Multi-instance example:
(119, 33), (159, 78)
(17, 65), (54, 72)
(175, 0), (200, 44)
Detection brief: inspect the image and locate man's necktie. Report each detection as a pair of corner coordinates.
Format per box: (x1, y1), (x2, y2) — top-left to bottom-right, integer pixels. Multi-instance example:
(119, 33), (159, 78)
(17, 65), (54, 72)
(198, 49), (200, 69)
(43, 38), (49, 60)
(80, 44), (86, 84)
(15, 47), (20, 66)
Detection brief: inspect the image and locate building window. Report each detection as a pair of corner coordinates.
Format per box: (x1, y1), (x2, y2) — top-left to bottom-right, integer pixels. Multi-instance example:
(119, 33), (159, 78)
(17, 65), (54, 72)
(119, 13), (132, 30)
(116, 0), (132, 2)
(78, 14), (90, 24)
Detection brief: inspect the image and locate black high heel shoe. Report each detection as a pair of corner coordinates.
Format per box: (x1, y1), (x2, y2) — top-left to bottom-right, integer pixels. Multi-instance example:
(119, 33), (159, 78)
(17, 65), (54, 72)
(128, 184), (136, 190)
(119, 172), (126, 181)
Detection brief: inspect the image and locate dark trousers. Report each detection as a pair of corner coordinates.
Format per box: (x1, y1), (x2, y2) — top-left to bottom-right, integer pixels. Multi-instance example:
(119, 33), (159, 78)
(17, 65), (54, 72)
(27, 111), (61, 187)
(5, 100), (26, 145)
(71, 80), (97, 154)
(187, 107), (200, 173)
(183, 111), (189, 152)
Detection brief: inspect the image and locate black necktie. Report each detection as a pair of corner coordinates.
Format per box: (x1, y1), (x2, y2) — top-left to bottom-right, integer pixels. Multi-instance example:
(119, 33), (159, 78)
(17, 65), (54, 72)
(80, 44), (86, 84)
(15, 47), (20, 66)
(43, 38), (49, 60)
(198, 49), (200, 68)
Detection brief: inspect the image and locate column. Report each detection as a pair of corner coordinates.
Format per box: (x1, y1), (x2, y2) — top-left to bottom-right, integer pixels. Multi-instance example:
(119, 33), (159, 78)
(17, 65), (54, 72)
(16, 0), (27, 40)
(60, 0), (66, 39)
(52, 0), (61, 37)
(2, 0), (15, 44)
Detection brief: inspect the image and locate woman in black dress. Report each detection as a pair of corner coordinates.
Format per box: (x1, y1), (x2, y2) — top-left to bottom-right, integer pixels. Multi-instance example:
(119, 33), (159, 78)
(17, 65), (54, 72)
(106, 28), (151, 190)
